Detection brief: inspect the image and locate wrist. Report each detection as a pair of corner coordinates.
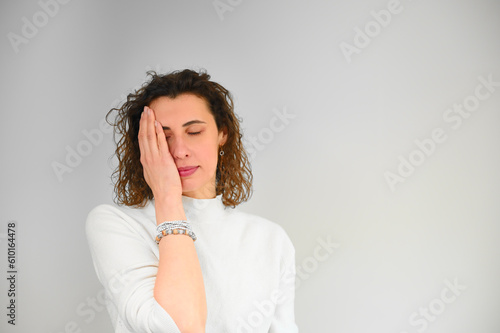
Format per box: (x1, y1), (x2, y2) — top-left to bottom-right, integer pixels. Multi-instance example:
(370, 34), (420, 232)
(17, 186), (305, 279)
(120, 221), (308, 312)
(154, 193), (182, 205)
(154, 196), (186, 224)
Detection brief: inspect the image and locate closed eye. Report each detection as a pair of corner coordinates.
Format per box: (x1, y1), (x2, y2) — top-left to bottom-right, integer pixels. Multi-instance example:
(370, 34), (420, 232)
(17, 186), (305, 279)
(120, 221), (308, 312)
(164, 131), (202, 138)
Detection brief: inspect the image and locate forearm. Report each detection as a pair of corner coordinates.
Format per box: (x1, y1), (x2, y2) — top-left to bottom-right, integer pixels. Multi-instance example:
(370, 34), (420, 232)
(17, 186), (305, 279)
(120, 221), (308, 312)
(153, 196), (207, 332)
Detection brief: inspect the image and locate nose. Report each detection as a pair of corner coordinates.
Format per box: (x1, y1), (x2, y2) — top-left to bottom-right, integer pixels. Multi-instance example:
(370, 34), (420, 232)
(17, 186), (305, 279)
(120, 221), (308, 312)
(168, 136), (190, 159)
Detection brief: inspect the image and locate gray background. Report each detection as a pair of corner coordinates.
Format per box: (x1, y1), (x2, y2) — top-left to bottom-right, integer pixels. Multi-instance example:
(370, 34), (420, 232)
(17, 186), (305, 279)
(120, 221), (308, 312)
(1, 0), (499, 332)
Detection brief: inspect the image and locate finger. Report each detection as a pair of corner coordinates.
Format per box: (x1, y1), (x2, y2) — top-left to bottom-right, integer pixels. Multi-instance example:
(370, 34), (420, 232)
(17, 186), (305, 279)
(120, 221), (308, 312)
(138, 107), (152, 160)
(154, 119), (169, 157)
(145, 106), (159, 156)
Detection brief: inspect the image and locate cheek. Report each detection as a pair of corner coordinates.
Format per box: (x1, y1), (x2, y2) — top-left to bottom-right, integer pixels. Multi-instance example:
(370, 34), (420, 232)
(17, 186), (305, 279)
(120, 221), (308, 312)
(197, 143), (219, 168)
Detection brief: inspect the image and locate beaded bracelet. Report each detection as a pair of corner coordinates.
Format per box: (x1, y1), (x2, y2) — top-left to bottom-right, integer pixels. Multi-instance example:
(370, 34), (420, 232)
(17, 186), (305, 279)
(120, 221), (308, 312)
(155, 228), (197, 244)
(155, 220), (197, 244)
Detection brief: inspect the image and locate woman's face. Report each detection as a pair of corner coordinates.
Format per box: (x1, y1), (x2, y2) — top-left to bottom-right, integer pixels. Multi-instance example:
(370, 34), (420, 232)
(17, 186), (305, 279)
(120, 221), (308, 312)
(148, 94), (227, 199)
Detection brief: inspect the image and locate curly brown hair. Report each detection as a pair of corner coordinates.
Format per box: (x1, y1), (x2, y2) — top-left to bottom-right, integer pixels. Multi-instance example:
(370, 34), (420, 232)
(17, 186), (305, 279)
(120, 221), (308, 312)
(105, 69), (253, 208)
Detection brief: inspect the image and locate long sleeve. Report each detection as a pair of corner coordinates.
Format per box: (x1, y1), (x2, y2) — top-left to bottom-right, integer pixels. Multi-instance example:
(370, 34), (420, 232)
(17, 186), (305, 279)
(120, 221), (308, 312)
(85, 204), (181, 333)
(269, 231), (299, 333)
(86, 195), (299, 332)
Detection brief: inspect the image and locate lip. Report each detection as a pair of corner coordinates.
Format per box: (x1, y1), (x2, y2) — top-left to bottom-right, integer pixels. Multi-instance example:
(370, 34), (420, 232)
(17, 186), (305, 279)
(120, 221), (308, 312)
(177, 166), (199, 177)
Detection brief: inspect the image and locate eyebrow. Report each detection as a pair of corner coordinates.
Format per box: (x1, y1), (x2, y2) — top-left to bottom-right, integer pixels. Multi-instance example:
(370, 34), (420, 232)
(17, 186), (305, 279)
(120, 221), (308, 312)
(162, 120), (206, 130)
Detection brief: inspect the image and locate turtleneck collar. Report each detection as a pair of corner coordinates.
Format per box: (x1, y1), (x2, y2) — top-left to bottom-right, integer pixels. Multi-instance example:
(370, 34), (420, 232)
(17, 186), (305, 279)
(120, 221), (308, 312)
(182, 194), (227, 223)
(147, 194), (227, 224)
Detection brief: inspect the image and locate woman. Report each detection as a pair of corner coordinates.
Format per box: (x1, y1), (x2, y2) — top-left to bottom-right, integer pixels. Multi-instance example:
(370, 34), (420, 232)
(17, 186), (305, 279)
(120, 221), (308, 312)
(86, 69), (298, 332)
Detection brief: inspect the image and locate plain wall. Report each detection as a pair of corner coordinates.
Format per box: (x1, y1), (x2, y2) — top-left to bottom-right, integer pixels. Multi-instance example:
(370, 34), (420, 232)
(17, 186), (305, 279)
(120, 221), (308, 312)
(1, 0), (499, 332)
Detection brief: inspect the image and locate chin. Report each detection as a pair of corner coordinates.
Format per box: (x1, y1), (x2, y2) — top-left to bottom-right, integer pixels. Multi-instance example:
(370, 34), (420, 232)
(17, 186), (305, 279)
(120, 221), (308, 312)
(181, 178), (203, 192)
(181, 176), (216, 198)
(180, 180), (198, 192)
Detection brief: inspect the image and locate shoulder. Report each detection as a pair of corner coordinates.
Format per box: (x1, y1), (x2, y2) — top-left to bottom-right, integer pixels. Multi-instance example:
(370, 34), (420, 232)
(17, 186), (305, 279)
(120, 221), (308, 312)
(86, 203), (126, 229)
(228, 208), (295, 252)
(228, 208), (296, 276)
(85, 202), (155, 239)
(229, 208), (284, 231)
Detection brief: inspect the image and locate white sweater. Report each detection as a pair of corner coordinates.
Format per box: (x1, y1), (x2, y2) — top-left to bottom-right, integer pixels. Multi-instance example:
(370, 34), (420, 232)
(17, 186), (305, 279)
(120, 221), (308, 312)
(85, 194), (298, 333)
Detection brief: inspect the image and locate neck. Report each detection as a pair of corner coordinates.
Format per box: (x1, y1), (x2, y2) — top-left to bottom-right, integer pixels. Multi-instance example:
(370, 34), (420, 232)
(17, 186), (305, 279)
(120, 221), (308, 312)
(182, 179), (217, 199)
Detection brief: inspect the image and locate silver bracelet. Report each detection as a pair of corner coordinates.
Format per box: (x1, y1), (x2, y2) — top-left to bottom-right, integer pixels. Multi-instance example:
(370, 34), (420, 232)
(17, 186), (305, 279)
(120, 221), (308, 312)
(157, 220), (191, 233)
(155, 220), (197, 243)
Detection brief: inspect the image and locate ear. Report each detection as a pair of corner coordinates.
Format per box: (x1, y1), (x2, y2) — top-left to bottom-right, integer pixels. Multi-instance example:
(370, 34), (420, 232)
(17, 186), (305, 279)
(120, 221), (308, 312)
(218, 126), (228, 146)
